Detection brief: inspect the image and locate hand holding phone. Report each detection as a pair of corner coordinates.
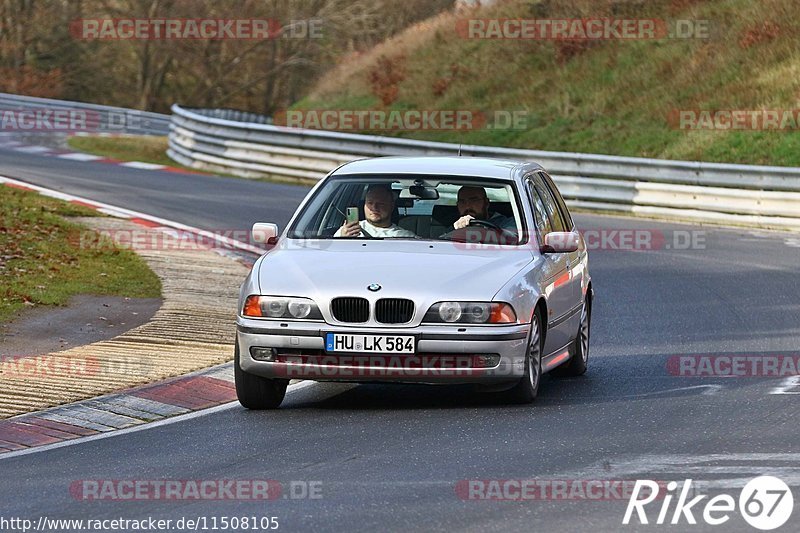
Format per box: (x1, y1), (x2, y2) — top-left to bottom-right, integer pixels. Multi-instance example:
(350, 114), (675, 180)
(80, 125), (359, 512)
(337, 206), (362, 237)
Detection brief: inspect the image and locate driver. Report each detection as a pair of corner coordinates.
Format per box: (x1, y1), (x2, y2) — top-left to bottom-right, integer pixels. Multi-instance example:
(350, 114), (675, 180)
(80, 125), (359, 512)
(453, 186), (517, 233)
(335, 184), (416, 238)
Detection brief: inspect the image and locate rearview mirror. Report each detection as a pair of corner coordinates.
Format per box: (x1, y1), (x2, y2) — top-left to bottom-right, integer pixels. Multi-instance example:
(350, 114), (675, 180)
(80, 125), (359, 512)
(541, 231), (579, 253)
(252, 222), (279, 244)
(408, 185), (439, 200)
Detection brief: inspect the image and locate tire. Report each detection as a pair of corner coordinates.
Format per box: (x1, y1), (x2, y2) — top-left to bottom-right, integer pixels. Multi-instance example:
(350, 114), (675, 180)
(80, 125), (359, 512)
(508, 310), (543, 404)
(234, 344), (288, 409)
(552, 296), (591, 377)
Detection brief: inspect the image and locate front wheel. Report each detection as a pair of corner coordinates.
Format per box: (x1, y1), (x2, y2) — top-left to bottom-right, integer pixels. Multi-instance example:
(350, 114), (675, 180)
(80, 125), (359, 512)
(234, 345), (288, 409)
(508, 310), (543, 404)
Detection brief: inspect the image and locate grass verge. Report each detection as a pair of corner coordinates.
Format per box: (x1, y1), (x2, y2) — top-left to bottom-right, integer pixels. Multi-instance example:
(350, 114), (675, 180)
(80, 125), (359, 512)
(0, 186), (161, 323)
(66, 135), (317, 186)
(67, 135), (180, 167)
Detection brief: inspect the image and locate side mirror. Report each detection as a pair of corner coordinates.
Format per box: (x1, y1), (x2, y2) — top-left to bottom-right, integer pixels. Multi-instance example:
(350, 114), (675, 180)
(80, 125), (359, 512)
(541, 231), (579, 253)
(252, 222), (279, 245)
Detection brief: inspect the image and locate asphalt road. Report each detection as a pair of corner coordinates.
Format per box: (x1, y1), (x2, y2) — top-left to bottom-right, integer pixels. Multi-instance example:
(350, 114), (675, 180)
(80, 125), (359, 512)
(1, 144), (799, 532)
(0, 144), (309, 230)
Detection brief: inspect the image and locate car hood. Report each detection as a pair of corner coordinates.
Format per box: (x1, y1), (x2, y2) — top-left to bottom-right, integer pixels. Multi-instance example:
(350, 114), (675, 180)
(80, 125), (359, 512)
(257, 240), (533, 302)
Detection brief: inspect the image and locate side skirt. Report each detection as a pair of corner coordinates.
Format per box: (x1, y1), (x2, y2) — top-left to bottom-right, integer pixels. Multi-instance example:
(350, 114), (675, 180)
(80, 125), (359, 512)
(542, 345), (572, 373)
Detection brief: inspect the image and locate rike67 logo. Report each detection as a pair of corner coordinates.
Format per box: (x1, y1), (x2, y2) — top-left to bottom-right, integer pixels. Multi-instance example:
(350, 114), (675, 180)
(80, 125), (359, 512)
(623, 476), (794, 530)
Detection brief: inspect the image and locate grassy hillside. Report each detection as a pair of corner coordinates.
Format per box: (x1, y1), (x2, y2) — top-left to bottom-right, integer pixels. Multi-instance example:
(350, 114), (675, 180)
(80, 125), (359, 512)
(297, 0), (800, 166)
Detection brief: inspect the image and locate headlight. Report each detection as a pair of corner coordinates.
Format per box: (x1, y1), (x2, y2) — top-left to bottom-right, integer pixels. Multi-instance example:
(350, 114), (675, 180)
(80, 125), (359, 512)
(423, 302), (517, 324)
(287, 300), (312, 319)
(242, 296), (322, 320)
(265, 299), (287, 318)
(463, 303), (491, 323)
(438, 301), (462, 323)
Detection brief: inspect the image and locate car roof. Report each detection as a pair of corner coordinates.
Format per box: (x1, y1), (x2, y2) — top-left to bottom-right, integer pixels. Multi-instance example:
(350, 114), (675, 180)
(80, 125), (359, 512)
(330, 156), (543, 181)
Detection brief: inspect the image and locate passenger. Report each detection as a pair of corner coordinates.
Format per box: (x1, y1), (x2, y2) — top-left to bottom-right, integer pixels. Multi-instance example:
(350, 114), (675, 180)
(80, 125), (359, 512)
(335, 184), (416, 238)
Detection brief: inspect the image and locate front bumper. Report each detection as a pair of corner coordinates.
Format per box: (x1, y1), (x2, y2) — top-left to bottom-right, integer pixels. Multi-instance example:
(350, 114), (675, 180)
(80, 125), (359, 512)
(236, 318), (530, 384)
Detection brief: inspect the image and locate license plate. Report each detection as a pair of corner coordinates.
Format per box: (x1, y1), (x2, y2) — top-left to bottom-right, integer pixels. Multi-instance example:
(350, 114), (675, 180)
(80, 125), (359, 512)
(325, 333), (415, 354)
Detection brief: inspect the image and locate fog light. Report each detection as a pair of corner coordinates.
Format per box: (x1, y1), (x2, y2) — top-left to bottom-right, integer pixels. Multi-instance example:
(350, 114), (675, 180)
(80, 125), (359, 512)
(473, 354), (501, 368)
(250, 347), (277, 361)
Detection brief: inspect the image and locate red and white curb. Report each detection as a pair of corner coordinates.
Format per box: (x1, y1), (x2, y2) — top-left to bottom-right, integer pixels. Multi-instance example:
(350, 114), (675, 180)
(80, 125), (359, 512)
(0, 363), (236, 455)
(0, 369), (311, 458)
(0, 135), (205, 175)
(0, 175), (265, 260)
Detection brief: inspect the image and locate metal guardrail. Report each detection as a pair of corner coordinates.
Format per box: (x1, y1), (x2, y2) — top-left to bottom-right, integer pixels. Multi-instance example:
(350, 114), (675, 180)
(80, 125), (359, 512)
(168, 104), (800, 231)
(0, 92), (170, 135)
(189, 108), (273, 125)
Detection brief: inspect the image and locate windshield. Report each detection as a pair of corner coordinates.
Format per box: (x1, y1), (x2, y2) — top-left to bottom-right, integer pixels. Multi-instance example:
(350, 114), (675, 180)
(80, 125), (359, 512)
(287, 175), (525, 245)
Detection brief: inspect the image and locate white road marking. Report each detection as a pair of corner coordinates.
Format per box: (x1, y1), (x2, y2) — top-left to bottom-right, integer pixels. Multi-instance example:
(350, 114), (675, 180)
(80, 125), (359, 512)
(57, 152), (104, 161)
(119, 161), (166, 170)
(633, 384), (723, 397)
(770, 376), (800, 394)
(96, 207), (132, 218)
(14, 145), (51, 153)
(37, 189), (79, 201)
(558, 453), (800, 490)
(543, 384), (724, 400)
(0, 381), (316, 461)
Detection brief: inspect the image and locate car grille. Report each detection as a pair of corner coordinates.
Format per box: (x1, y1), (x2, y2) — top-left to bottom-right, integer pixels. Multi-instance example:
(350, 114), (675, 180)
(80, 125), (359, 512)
(330, 297), (369, 323)
(375, 298), (415, 324)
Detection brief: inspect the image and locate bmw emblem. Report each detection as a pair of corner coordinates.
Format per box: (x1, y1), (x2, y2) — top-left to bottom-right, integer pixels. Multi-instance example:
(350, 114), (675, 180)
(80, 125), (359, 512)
(367, 283), (381, 292)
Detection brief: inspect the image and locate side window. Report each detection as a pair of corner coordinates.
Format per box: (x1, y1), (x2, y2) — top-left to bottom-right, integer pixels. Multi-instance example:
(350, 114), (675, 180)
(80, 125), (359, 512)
(533, 175), (566, 232)
(540, 172), (574, 230)
(527, 179), (552, 238)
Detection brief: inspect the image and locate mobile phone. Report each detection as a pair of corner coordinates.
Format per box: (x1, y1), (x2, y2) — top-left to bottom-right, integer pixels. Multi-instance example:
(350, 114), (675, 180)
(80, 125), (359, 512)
(346, 207), (359, 223)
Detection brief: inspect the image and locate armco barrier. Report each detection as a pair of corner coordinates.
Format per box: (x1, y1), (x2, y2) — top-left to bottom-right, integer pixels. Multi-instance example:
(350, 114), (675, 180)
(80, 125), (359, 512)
(162, 103), (796, 231)
(0, 92), (169, 135)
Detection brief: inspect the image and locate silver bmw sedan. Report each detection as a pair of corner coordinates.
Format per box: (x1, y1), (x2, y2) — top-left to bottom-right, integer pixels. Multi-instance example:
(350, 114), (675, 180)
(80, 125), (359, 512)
(235, 157), (593, 408)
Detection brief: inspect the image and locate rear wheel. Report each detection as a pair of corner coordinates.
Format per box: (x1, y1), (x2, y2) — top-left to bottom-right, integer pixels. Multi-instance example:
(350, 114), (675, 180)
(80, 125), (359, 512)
(508, 310), (543, 403)
(552, 296), (591, 377)
(234, 345), (288, 409)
